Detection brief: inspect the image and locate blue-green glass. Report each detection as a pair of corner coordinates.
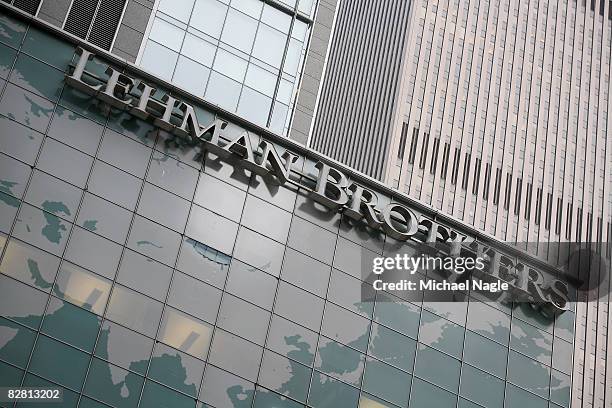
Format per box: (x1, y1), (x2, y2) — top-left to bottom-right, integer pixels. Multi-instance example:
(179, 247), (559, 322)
(265, 316), (317, 366)
(78, 397), (112, 408)
(466, 300), (510, 345)
(0, 360), (23, 387)
(0, 116), (44, 165)
(0, 13), (27, 48)
(413, 344), (461, 393)
(0, 42), (16, 79)
(409, 377), (457, 408)
(95, 320), (153, 374)
(315, 337), (364, 387)
(552, 337), (573, 374)
(512, 304), (554, 333)
(0, 83), (54, 133)
(41, 297), (101, 352)
(10, 54), (64, 101)
(368, 323), (415, 372)
(0, 237), (60, 292)
(457, 398), (484, 408)
(0, 274), (47, 330)
(419, 310), (465, 358)
(83, 358), (144, 407)
(48, 106), (104, 156)
(504, 383), (547, 408)
(253, 388), (305, 408)
(0, 192), (19, 233)
(510, 318), (552, 364)
(148, 343), (204, 397)
(18, 373), (79, 408)
(362, 358), (411, 407)
(507, 350), (550, 398)
(459, 364), (504, 408)
(12, 203), (72, 256)
(28, 335), (89, 390)
(0, 317), (35, 367)
(463, 330), (507, 377)
(549, 369), (570, 407)
(553, 311), (574, 342)
(108, 110), (157, 146)
(21, 27), (74, 71)
(259, 350), (311, 403)
(308, 371), (360, 408)
(58, 87), (108, 124)
(200, 365), (255, 408)
(373, 292), (420, 338)
(140, 380), (196, 408)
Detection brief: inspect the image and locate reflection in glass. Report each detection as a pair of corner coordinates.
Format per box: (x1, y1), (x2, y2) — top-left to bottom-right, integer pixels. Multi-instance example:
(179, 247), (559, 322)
(0, 238), (60, 291)
(315, 337), (364, 387)
(259, 350), (311, 402)
(177, 236), (231, 288)
(42, 297), (101, 352)
(201, 364), (255, 407)
(149, 342), (204, 397)
(83, 357), (144, 407)
(308, 371), (360, 408)
(105, 285), (163, 337)
(173, 56), (211, 97)
(159, 307), (213, 359)
(362, 357), (411, 407)
(54, 262), (111, 315)
(95, 320), (154, 374)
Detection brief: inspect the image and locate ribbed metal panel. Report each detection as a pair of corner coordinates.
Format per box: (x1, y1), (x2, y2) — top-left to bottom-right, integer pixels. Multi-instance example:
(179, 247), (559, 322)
(64, 0), (98, 40)
(88, 0), (125, 50)
(310, 0), (412, 180)
(11, 0), (40, 14)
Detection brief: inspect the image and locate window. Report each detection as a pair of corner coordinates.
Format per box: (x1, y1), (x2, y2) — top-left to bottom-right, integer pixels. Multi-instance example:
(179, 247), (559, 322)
(63, 0), (127, 50)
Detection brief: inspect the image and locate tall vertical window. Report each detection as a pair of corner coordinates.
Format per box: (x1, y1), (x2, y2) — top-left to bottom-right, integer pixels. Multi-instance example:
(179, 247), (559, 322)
(138, 0), (315, 135)
(63, 0), (127, 50)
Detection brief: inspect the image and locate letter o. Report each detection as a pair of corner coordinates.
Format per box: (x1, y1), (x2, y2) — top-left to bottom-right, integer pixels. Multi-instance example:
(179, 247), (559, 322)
(381, 204), (419, 241)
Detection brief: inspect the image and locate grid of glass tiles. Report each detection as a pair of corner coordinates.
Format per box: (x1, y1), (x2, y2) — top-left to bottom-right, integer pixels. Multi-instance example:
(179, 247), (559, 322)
(0, 11), (575, 408)
(139, 0), (313, 135)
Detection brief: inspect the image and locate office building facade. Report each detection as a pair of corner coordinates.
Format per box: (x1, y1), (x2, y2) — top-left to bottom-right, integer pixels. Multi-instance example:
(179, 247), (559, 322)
(0, 2), (592, 408)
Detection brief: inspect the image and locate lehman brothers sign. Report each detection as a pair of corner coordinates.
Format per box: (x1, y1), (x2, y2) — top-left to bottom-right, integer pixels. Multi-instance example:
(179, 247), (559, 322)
(66, 47), (594, 317)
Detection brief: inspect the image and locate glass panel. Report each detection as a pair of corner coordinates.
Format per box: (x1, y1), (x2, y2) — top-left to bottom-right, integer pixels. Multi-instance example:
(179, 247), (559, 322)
(233, 227), (285, 277)
(116, 249), (172, 300)
(373, 292), (420, 338)
(418, 310), (464, 358)
(65, 227), (123, 279)
(149, 17), (185, 51)
(194, 173), (247, 222)
(362, 358), (411, 407)
(76, 193), (132, 244)
(95, 320), (154, 374)
(0, 83), (54, 133)
(176, 237), (231, 288)
(554, 311), (574, 342)
(10, 53), (64, 101)
(507, 349), (551, 398)
(241, 195), (292, 242)
(249, 174), (298, 211)
(149, 342), (204, 397)
(0, 317), (36, 367)
(48, 106), (104, 156)
(315, 337), (365, 387)
(266, 315), (317, 366)
(368, 323), (416, 372)
(22, 27), (74, 69)
(137, 182), (190, 232)
(288, 216), (337, 265)
(253, 387), (304, 408)
(42, 296), (101, 352)
(208, 329), (263, 381)
(259, 350), (311, 402)
(148, 150), (199, 200)
(552, 337), (573, 374)
(29, 335), (89, 390)
(409, 377), (457, 408)
(459, 364), (505, 408)
(0, 116), (44, 165)
(220, 9), (258, 53)
(24, 170), (82, 222)
(54, 262), (111, 315)
(140, 40), (179, 80)
(504, 383), (548, 408)
(107, 109), (157, 146)
(191, 0), (229, 39)
(252, 24), (287, 68)
(59, 87), (108, 124)
(0, 13), (27, 48)
(237, 86), (272, 126)
(281, 248), (329, 297)
(321, 302), (370, 352)
(270, 102), (288, 134)
(226, 259), (278, 309)
(83, 357), (144, 407)
(140, 380), (195, 408)
(105, 284), (163, 337)
(186, 204), (239, 256)
(328, 268), (373, 318)
(413, 344), (461, 393)
(308, 371), (360, 408)
(275, 282), (324, 331)
(22, 373), (79, 406)
(181, 33), (216, 67)
(283, 38), (303, 76)
(463, 330), (507, 377)
(213, 48), (248, 83)
(0, 238), (60, 291)
(158, 0), (196, 22)
(173, 55), (210, 96)
(217, 293), (271, 345)
(550, 369), (570, 407)
(98, 129), (151, 178)
(510, 318), (553, 365)
(245, 63), (277, 97)
(261, 5), (291, 33)
(466, 300), (510, 345)
(201, 365), (255, 408)
(127, 215), (182, 266)
(231, 0), (263, 18)
(297, 0), (315, 16)
(0, 361), (23, 388)
(168, 271), (222, 322)
(159, 307), (213, 359)
(13, 203), (73, 256)
(88, 160), (142, 210)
